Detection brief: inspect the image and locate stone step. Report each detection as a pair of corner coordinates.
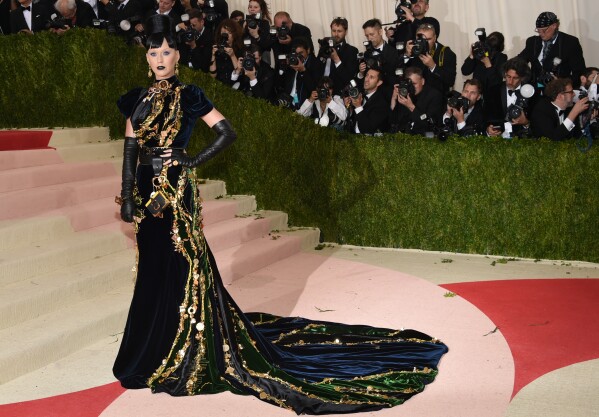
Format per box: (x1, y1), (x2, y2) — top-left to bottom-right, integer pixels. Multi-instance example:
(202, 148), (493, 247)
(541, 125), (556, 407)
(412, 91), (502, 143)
(0, 249), (134, 330)
(0, 216), (74, 252)
(0, 148), (63, 171)
(203, 210), (288, 253)
(0, 176), (120, 221)
(47, 127), (110, 146)
(0, 286), (132, 385)
(202, 195), (257, 225)
(56, 141), (123, 163)
(0, 161), (117, 193)
(0, 230), (127, 287)
(214, 227), (321, 285)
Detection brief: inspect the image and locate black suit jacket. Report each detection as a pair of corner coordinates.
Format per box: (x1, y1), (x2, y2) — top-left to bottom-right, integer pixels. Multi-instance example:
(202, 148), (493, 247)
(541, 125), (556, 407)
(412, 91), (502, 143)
(98, 0), (143, 23)
(518, 31), (586, 89)
(390, 84), (443, 134)
(407, 42), (456, 94)
(392, 16), (440, 44)
(178, 27), (213, 72)
(236, 62), (276, 101)
(531, 97), (580, 141)
(351, 89), (389, 134)
(323, 41), (359, 96)
(272, 21), (313, 57)
(10, 3), (51, 33)
(483, 82), (539, 137)
(54, 0), (96, 28)
(280, 54), (323, 108)
(458, 100), (485, 136)
(143, 9), (181, 26)
(461, 52), (507, 91)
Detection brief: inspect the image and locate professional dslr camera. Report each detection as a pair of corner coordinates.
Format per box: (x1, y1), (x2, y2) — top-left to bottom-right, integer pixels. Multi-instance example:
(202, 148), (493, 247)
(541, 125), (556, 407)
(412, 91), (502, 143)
(506, 84), (535, 120)
(394, 0), (417, 23)
(202, 0), (220, 26)
(246, 13), (262, 30)
(92, 18), (118, 34)
(472, 28), (490, 60)
(317, 37), (340, 60)
(357, 41), (383, 70)
(341, 79), (361, 99)
(276, 21), (290, 40)
(242, 51), (256, 71)
(215, 32), (229, 58)
(397, 78), (415, 98)
(317, 87), (330, 101)
(447, 90), (470, 112)
(411, 33), (429, 57)
(177, 14), (200, 44)
(578, 90), (599, 111)
(537, 57), (562, 87)
(47, 13), (71, 30)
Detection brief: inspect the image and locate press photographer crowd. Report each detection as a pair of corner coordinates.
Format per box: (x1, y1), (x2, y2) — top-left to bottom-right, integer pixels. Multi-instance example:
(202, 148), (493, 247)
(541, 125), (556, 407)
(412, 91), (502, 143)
(3, 0), (598, 140)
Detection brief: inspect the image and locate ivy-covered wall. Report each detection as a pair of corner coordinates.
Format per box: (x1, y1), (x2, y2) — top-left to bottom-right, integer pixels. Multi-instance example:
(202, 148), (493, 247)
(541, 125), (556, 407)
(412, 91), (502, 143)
(1, 29), (597, 262)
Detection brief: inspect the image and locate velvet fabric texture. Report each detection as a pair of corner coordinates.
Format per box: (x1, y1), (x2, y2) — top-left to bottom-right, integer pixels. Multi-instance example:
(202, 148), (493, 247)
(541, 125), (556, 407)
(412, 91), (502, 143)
(113, 77), (449, 414)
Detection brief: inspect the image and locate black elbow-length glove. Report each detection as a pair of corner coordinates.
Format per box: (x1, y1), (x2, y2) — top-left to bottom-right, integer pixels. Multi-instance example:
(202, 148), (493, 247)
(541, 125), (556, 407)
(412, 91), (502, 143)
(120, 136), (139, 223)
(175, 119), (237, 168)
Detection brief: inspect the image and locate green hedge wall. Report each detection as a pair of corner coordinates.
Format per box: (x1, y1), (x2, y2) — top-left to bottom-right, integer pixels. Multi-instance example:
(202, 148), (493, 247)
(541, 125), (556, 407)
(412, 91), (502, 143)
(1, 30), (598, 262)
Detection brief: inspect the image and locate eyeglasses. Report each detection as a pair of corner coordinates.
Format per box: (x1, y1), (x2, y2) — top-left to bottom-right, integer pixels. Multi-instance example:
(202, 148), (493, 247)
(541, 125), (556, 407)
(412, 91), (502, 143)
(535, 25), (555, 33)
(561, 90), (575, 95)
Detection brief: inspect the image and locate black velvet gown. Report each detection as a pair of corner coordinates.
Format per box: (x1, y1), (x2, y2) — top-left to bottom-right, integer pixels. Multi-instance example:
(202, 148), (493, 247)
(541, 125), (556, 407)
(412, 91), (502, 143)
(112, 76), (449, 415)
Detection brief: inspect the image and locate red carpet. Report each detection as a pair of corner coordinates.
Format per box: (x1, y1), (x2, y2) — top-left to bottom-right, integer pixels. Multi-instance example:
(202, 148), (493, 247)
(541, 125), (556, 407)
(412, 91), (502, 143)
(0, 382), (125, 417)
(442, 278), (599, 397)
(0, 131), (53, 151)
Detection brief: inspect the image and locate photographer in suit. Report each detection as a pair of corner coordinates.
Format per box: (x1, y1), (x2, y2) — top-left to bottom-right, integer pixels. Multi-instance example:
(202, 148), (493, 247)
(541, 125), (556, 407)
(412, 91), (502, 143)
(518, 11), (586, 89)
(231, 43), (276, 101)
(442, 78), (485, 136)
(272, 11), (312, 70)
(386, 0), (440, 46)
(346, 67), (389, 134)
(389, 66), (443, 134)
(405, 22), (456, 95)
(98, 0), (143, 31)
(178, 8), (213, 72)
(461, 30), (507, 91)
(10, 0), (51, 33)
(318, 17), (359, 97)
(530, 77), (592, 141)
(359, 18), (400, 89)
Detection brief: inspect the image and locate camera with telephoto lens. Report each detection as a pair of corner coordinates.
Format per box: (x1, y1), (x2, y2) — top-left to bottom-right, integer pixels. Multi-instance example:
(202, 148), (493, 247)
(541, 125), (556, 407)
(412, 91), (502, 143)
(447, 90), (470, 112)
(341, 79), (361, 99)
(246, 13), (261, 30)
(176, 14), (199, 43)
(215, 32), (229, 57)
(276, 21), (290, 40)
(47, 13), (71, 30)
(394, 0), (417, 23)
(506, 84), (535, 120)
(202, 0), (220, 25)
(397, 78), (415, 98)
(242, 51), (256, 71)
(317, 87), (329, 101)
(357, 41), (382, 71)
(92, 18), (118, 34)
(472, 28), (490, 60)
(274, 90), (294, 109)
(411, 33), (429, 57)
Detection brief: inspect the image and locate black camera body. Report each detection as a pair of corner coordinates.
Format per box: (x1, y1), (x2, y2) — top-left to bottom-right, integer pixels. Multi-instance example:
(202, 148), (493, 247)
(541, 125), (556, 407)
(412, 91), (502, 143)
(317, 88), (329, 101)
(537, 57), (562, 87)
(447, 90), (470, 112)
(317, 37), (339, 59)
(215, 32), (229, 57)
(178, 27), (200, 43)
(472, 27), (490, 60)
(357, 41), (383, 71)
(411, 34), (429, 57)
(287, 52), (301, 66)
(397, 78), (415, 98)
(341, 79), (361, 99)
(203, 0), (220, 25)
(276, 22), (290, 40)
(578, 90), (599, 111)
(507, 97), (528, 120)
(246, 13), (261, 30)
(48, 14), (71, 30)
(242, 51), (256, 71)
(394, 0), (416, 23)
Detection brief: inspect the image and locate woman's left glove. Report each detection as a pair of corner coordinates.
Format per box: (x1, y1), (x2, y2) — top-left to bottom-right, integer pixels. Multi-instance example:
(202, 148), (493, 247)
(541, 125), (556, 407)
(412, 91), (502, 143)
(172, 119), (236, 168)
(120, 136), (139, 223)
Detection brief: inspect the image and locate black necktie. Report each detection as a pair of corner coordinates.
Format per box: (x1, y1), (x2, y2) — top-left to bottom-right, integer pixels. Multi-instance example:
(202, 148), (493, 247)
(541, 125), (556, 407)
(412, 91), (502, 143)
(22, 5), (31, 11)
(363, 95), (369, 104)
(507, 90), (515, 96)
(541, 40), (551, 64)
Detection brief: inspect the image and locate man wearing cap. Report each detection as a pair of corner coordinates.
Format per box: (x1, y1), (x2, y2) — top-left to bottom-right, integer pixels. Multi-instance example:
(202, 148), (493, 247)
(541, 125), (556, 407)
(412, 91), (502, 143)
(518, 11), (586, 89)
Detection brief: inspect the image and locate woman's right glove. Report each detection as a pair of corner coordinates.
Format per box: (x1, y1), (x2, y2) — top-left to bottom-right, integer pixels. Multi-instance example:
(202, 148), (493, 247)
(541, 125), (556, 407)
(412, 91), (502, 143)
(120, 136), (139, 223)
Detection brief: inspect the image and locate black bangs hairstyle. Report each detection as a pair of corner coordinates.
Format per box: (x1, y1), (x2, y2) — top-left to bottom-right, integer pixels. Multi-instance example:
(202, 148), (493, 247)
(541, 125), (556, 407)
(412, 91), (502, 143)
(145, 14), (178, 50)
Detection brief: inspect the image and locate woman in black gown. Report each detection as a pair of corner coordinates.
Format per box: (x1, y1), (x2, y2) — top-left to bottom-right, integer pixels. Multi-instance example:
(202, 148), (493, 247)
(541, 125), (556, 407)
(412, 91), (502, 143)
(113, 14), (449, 415)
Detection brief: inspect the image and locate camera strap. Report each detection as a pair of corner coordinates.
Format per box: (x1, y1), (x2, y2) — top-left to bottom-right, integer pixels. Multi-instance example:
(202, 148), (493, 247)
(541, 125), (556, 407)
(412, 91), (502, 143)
(437, 46), (447, 67)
